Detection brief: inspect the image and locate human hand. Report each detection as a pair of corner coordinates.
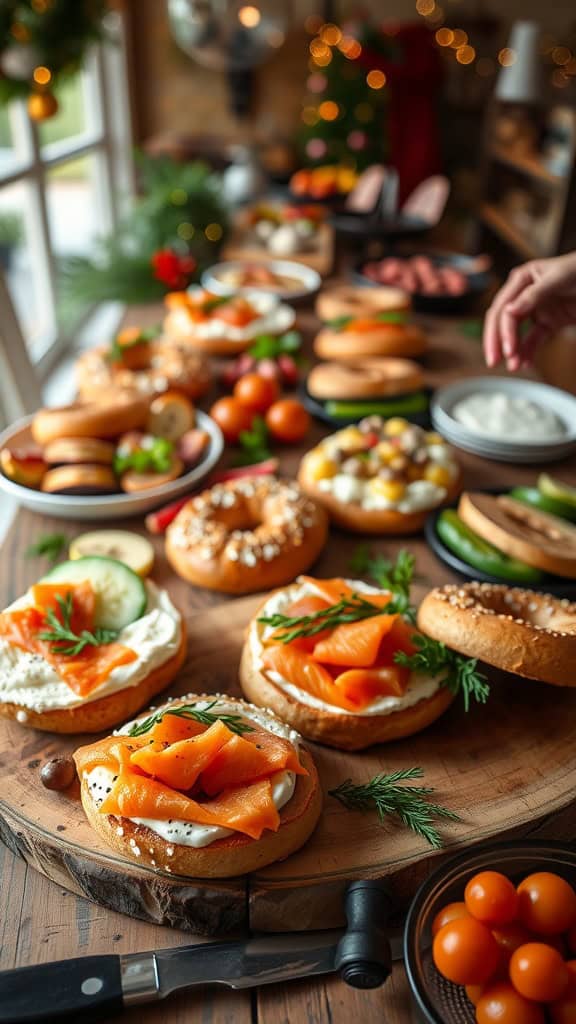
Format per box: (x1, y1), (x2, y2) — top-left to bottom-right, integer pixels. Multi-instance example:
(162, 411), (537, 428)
(483, 251), (576, 371)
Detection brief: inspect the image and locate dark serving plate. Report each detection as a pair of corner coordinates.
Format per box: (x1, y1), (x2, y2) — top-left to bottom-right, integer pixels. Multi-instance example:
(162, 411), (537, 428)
(353, 250), (490, 314)
(332, 211), (429, 242)
(425, 493), (576, 598)
(300, 383), (433, 429)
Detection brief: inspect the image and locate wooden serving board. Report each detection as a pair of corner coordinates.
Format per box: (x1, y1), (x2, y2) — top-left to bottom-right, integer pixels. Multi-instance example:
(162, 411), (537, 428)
(222, 222), (335, 277)
(1, 582), (576, 937)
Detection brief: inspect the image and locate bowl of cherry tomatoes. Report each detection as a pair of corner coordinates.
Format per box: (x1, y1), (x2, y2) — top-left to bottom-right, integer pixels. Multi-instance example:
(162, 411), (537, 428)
(403, 841), (576, 1024)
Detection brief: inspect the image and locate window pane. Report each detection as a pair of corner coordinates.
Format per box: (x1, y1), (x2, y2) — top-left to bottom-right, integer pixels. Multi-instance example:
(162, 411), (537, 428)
(0, 103), (32, 179)
(0, 181), (52, 358)
(39, 69), (99, 153)
(46, 152), (109, 329)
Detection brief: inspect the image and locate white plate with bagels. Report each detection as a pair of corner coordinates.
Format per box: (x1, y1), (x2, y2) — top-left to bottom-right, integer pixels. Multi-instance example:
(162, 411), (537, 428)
(0, 395), (224, 521)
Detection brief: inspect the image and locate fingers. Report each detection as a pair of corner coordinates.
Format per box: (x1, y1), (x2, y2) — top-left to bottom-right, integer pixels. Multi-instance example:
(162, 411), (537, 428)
(483, 264), (535, 367)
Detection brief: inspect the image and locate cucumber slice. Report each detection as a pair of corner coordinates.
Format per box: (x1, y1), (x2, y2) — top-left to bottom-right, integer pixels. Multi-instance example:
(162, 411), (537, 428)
(538, 474), (576, 511)
(42, 556), (147, 630)
(509, 486), (576, 523)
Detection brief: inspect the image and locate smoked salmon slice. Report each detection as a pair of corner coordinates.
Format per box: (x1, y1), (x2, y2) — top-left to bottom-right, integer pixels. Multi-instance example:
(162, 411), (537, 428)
(312, 613), (398, 668)
(267, 594), (332, 652)
(375, 617), (418, 664)
(149, 714), (207, 744)
(200, 727), (306, 796)
(333, 666), (407, 708)
(74, 735), (149, 775)
(99, 769), (279, 839)
(0, 581), (137, 697)
(262, 644), (358, 711)
(130, 720), (232, 791)
(298, 577), (391, 608)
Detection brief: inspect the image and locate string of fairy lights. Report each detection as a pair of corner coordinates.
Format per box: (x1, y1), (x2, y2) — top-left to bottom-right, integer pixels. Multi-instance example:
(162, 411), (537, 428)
(414, 0), (576, 90)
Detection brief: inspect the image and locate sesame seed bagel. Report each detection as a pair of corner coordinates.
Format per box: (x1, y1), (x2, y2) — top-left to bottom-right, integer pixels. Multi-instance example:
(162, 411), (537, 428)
(76, 341), (212, 403)
(77, 695), (322, 878)
(239, 640), (455, 751)
(417, 582), (576, 687)
(165, 476), (328, 594)
(0, 627), (187, 733)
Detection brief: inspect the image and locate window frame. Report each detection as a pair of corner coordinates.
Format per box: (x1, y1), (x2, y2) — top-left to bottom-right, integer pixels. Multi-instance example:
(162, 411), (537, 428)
(0, 10), (135, 379)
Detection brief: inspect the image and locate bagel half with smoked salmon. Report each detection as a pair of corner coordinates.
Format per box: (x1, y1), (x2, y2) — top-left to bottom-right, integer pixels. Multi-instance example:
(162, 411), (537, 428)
(240, 576), (455, 751)
(74, 694), (322, 878)
(314, 316), (426, 363)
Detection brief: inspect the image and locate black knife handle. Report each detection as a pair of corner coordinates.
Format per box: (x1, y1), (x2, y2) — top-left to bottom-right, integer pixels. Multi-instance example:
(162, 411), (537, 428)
(0, 955), (123, 1023)
(336, 879), (393, 989)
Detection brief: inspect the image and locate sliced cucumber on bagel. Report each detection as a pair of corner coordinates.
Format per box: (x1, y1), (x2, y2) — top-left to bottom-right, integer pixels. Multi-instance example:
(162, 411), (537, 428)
(42, 556), (147, 629)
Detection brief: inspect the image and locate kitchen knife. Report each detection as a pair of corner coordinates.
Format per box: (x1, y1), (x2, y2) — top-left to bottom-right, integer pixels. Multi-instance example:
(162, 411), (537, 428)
(0, 880), (392, 1023)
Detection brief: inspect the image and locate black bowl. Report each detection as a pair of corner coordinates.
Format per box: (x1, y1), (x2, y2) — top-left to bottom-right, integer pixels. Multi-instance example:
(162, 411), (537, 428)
(353, 250), (490, 314)
(300, 383), (432, 429)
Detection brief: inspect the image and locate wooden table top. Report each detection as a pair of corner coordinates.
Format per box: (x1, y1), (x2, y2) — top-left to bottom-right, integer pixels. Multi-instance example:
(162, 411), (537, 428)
(1, 298), (575, 1024)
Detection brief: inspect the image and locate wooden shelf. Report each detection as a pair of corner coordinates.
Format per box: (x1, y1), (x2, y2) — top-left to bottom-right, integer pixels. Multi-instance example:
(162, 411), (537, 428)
(480, 203), (541, 260)
(490, 146), (565, 187)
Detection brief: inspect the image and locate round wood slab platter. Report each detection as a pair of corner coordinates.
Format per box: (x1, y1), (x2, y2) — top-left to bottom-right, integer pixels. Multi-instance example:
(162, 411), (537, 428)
(1, 586), (576, 937)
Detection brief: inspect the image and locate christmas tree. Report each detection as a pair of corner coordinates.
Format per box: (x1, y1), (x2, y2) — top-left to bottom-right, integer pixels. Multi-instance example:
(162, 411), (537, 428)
(297, 19), (396, 172)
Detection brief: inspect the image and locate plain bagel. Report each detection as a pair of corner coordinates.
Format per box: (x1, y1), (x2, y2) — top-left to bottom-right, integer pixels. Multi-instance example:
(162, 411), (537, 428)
(32, 391), (149, 445)
(314, 322), (427, 362)
(315, 284), (411, 322)
(307, 358), (425, 401)
(76, 694), (322, 878)
(0, 627), (188, 734)
(240, 598), (455, 751)
(417, 581), (576, 687)
(165, 476), (328, 593)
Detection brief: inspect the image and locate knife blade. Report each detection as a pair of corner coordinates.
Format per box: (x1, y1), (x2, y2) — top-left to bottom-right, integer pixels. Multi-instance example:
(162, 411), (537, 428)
(0, 880), (392, 1023)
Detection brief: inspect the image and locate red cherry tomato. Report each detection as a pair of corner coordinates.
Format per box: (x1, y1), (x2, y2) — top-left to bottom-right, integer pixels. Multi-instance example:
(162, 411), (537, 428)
(431, 901), (470, 937)
(233, 373), (279, 413)
(265, 399), (311, 444)
(432, 917), (500, 986)
(465, 871), (519, 927)
(491, 922), (533, 966)
(549, 961), (576, 1024)
(517, 873), (576, 936)
(475, 981), (545, 1024)
(209, 397), (254, 444)
(509, 942), (570, 1002)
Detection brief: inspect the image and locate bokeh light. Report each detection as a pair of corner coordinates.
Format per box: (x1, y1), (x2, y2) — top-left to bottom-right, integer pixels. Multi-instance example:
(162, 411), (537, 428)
(498, 48), (517, 67)
(456, 45), (475, 65)
(205, 224), (223, 242)
(320, 23), (342, 46)
(436, 28), (454, 47)
(33, 66), (52, 85)
(238, 6), (260, 28)
(301, 106), (319, 126)
(552, 46), (572, 66)
(416, 0), (435, 15)
(305, 14), (323, 34)
(366, 69), (386, 89)
(318, 100), (339, 121)
(450, 29), (468, 48)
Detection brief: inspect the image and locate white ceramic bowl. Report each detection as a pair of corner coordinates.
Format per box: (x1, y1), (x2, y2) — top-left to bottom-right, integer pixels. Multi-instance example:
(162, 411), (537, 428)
(202, 260), (321, 302)
(0, 410), (224, 521)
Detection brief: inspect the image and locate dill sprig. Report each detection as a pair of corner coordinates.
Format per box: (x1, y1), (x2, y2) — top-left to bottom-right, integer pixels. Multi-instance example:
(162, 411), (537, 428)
(258, 593), (385, 644)
(350, 546), (417, 623)
(329, 767), (461, 849)
(38, 592), (119, 656)
(25, 532), (68, 565)
(127, 700), (255, 738)
(394, 635), (490, 711)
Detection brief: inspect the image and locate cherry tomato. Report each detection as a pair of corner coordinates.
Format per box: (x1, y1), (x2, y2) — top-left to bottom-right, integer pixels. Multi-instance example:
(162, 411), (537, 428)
(549, 961), (576, 1024)
(432, 901), (470, 937)
(509, 942), (569, 1002)
(517, 873), (576, 936)
(432, 917), (500, 986)
(209, 397), (254, 444)
(491, 922), (533, 966)
(465, 871), (519, 927)
(475, 981), (545, 1024)
(234, 373), (279, 412)
(265, 399), (311, 444)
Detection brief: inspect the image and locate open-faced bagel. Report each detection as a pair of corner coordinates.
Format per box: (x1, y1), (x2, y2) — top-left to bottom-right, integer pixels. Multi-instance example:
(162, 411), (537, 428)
(32, 391), (149, 446)
(314, 322), (427, 362)
(166, 476), (328, 593)
(417, 581), (576, 687)
(307, 358), (425, 401)
(76, 340), (212, 403)
(0, 628), (187, 734)
(76, 694), (322, 878)
(315, 284), (411, 321)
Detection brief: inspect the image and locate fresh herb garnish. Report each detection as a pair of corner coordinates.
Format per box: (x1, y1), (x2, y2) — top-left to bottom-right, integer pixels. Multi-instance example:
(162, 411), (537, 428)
(350, 546), (417, 622)
(108, 324), (160, 363)
(329, 767), (461, 849)
(114, 436), (174, 476)
(233, 415), (273, 467)
(249, 331), (302, 361)
(394, 635), (490, 711)
(39, 592), (119, 656)
(202, 295), (231, 313)
(25, 532), (68, 565)
(258, 593), (384, 644)
(128, 700), (255, 737)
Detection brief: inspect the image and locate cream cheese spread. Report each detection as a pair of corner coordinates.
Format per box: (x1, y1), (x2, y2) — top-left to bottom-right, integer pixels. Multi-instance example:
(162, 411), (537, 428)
(452, 392), (565, 441)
